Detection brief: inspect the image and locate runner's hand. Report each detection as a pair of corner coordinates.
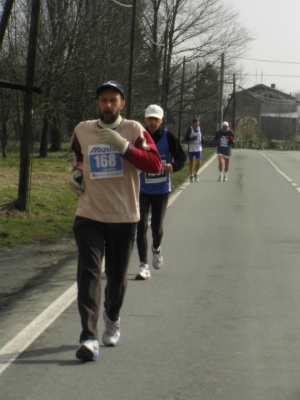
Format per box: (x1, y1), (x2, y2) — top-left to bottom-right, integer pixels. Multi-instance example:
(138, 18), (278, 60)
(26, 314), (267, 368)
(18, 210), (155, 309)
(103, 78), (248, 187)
(229, 135), (234, 142)
(99, 128), (129, 155)
(70, 170), (84, 196)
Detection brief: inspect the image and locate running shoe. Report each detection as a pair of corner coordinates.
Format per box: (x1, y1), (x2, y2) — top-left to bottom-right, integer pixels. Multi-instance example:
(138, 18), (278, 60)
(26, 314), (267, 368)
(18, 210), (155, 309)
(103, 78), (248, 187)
(223, 175), (228, 181)
(135, 263), (151, 280)
(190, 175), (194, 183)
(152, 246), (163, 269)
(194, 173), (199, 182)
(102, 310), (120, 347)
(76, 339), (99, 361)
(218, 175), (223, 181)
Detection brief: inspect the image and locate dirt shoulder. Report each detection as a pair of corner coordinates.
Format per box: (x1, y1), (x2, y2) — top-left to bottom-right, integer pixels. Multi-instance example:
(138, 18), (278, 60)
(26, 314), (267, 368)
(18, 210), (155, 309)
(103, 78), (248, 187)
(0, 237), (78, 310)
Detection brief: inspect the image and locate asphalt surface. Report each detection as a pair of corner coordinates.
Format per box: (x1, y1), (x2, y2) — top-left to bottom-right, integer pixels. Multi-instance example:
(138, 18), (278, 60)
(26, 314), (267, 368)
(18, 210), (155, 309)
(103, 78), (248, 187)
(1, 149), (300, 400)
(0, 239), (78, 309)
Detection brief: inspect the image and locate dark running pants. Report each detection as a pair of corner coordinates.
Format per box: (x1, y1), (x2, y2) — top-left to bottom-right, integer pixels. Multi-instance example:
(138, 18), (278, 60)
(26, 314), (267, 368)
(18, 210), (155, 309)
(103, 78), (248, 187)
(136, 191), (169, 264)
(73, 216), (137, 342)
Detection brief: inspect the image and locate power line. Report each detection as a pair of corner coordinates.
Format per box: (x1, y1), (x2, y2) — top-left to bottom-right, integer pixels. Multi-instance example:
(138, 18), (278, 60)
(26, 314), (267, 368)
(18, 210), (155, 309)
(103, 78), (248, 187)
(111, 0), (132, 7)
(235, 57), (300, 65)
(230, 74), (300, 78)
(136, 16), (164, 47)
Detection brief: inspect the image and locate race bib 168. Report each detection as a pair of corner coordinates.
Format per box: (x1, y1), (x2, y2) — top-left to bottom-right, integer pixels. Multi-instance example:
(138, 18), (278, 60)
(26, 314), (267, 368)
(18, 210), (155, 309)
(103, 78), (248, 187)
(88, 144), (123, 179)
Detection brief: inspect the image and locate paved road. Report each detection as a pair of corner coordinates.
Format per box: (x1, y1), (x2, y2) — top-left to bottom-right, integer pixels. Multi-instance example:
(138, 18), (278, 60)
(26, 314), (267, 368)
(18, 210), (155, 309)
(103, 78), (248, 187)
(1, 149), (300, 399)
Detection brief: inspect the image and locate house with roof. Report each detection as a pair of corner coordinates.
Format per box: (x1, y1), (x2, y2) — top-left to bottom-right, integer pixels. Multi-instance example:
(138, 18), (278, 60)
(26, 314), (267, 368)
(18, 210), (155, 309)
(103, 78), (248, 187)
(227, 84), (300, 141)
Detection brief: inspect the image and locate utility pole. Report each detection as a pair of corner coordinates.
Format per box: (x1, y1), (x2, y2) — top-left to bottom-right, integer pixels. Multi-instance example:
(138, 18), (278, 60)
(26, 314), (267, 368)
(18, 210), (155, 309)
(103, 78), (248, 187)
(16, 0), (41, 211)
(0, 0), (15, 48)
(126, 0), (137, 120)
(177, 56), (185, 141)
(232, 74), (236, 132)
(196, 62), (200, 115)
(218, 53), (225, 129)
(161, 26), (168, 118)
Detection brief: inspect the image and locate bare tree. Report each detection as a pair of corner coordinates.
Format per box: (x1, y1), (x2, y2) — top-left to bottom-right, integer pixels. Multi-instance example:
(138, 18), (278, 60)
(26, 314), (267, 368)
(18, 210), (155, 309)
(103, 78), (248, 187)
(1, 0), (253, 159)
(0, 89), (11, 157)
(139, 0), (252, 132)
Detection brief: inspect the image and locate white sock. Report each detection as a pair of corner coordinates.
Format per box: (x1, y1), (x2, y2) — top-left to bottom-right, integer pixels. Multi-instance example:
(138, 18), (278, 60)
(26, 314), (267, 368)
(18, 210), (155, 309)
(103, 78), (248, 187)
(152, 246), (160, 253)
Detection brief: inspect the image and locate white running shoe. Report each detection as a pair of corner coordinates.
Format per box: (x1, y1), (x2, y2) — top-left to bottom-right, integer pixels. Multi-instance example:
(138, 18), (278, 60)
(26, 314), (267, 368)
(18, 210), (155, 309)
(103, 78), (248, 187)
(135, 263), (151, 280)
(76, 339), (99, 361)
(190, 175), (194, 183)
(102, 310), (120, 347)
(223, 175), (228, 181)
(152, 246), (163, 269)
(218, 175), (223, 181)
(194, 173), (199, 182)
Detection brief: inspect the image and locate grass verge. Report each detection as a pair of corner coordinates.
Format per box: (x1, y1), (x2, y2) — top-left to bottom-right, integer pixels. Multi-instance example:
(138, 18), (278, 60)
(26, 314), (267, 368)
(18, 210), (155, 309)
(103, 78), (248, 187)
(0, 146), (215, 249)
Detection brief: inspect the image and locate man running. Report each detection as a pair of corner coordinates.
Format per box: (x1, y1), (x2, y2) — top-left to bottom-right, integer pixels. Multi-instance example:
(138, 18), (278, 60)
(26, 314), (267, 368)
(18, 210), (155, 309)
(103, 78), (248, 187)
(214, 121), (235, 182)
(184, 118), (203, 182)
(136, 104), (186, 280)
(70, 81), (161, 361)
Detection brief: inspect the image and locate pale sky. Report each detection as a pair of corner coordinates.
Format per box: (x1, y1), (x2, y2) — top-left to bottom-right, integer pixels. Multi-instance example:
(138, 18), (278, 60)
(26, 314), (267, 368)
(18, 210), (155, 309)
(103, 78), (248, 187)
(223, 0), (300, 96)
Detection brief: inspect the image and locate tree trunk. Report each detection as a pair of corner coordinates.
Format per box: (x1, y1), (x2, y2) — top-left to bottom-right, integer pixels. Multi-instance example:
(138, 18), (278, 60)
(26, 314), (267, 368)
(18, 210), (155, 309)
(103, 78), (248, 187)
(39, 112), (49, 157)
(16, 0), (41, 212)
(1, 121), (8, 158)
(49, 114), (61, 152)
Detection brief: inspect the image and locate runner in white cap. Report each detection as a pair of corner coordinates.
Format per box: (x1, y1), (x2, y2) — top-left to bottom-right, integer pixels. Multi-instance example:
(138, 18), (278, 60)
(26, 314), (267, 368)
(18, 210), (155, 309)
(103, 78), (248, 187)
(135, 104), (186, 280)
(214, 121), (235, 181)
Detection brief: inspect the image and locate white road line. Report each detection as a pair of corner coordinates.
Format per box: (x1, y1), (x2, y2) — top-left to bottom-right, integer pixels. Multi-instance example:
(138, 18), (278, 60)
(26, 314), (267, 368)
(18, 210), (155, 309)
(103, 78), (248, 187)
(0, 283), (77, 375)
(261, 152), (293, 182)
(0, 153), (217, 375)
(168, 154), (216, 207)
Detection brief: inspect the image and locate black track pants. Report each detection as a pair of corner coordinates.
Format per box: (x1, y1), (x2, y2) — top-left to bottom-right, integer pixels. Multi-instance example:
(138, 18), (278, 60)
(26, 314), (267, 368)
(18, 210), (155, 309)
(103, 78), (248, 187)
(136, 191), (169, 264)
(73, 216), (136, 342)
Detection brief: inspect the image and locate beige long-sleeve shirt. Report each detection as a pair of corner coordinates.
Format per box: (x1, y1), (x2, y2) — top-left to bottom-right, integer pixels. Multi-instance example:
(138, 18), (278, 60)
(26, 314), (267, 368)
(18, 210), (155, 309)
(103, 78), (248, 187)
(71, 118), (161, 223)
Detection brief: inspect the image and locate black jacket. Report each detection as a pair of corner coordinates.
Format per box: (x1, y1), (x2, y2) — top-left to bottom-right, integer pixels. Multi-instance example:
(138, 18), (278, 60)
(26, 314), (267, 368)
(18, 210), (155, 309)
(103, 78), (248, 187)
(146, 126), (186, 172)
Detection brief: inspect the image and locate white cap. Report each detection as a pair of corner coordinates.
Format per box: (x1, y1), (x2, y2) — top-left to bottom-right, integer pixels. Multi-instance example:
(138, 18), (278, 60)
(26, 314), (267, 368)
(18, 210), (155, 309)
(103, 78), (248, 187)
(222, 121), (229, 126)
(145, 104), (164, 119)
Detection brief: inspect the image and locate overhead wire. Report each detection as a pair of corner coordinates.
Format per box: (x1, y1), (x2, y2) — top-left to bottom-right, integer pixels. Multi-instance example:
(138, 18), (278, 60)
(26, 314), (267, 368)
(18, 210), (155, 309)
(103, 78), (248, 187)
(136, 15), (165, 47)
(235, 74), (300, 78)
(111, 0), (132, 7)
(235, 57), (300, 65)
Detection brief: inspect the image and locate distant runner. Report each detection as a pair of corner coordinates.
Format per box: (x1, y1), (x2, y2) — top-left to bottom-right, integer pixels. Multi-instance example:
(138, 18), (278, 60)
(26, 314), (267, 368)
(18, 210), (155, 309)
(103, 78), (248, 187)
(184, 118), (203, 182)
(214, 121), (235, 181)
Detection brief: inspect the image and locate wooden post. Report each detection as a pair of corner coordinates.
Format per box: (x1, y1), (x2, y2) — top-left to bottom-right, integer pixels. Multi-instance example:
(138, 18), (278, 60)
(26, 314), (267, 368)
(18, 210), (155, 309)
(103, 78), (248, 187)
(0, 0), (15, 48)
(126, 0), (137, 119)
(16, 0), (41, 211)
(218, 53), (224, 129)
(232, 74), (236, 133)
(177, 56), (185, 141)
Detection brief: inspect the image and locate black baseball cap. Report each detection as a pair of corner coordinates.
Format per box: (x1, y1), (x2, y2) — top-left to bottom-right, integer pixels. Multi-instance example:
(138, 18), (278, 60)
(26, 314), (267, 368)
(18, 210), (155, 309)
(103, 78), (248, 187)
(95, 80), (125, 99)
